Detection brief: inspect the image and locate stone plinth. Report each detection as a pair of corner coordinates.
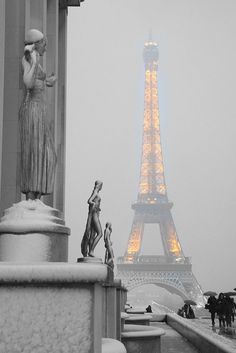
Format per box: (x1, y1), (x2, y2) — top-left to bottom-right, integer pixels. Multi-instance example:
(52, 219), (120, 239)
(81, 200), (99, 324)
(0, 200), (70, 261)
(125, 314), (152, 326)
(102, 338), (127, 353)
(121, 324), (165, 353)
(0, 262), (108, 353)
(126, 308), (146, 314)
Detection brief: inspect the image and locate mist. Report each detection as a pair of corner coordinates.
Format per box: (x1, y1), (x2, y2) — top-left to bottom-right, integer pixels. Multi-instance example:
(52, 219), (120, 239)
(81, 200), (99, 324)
(65, 0), (236, 294)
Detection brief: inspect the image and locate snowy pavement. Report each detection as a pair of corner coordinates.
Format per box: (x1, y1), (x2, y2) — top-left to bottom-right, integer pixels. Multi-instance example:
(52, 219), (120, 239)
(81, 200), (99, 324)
(192, 317), (236, 350)
(152, 316), (236, 352)
(152, 322), (200, 352)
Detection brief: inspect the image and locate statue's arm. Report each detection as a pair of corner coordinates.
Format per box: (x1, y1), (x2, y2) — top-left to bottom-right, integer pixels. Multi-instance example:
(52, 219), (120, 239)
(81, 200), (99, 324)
(87, 190), (97, 206)
(104, 230), (108, 243)
(22, 55), (38, 89)
(46, 73), (57, 87)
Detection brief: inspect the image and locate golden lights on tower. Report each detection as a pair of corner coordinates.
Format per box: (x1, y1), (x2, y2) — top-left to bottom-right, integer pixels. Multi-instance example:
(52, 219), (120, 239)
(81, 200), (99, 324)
(167, 226), (182, 257)
(125, 222), (143, 262)
(124, 40), (184, 263)
(138, 63), (166, 198)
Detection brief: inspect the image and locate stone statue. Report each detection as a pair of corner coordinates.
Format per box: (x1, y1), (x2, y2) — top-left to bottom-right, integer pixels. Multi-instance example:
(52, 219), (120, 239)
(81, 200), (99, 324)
(19, 29), (57, 200)
(104, 222), (114, 269)
(81, 180), (103, 257)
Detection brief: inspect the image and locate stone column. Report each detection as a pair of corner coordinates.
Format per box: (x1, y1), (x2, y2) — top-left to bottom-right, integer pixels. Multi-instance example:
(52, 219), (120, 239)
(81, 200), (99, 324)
(103, 283), (117, 339)
(0, 1), (5, 195)
(53, 4), (67, 213)
(114, 279), (122, 340)
(120, 285), (128, 311)
(0, 0), (26, 216)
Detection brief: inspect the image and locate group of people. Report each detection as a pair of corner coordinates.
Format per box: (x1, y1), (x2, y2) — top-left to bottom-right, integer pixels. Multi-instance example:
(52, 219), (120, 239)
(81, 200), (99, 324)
(177, 303), (195, 319)
(205, 293), (235, 328)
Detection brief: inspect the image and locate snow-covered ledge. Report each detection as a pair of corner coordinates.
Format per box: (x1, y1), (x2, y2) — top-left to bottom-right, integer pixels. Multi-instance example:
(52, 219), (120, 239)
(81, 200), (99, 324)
(0, 262), (109, 353)
(121, 324), (165, 353)
(0, 200), (70, 261)
(102, 338), (126, 353)
(125, 314), (152, 326)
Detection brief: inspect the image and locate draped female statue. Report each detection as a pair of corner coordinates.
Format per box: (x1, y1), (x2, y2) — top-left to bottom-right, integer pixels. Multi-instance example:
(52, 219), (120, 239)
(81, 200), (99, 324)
(104, 222), (114, 269)
(81, 181), (103, 257)
(19, 29), (57, 200)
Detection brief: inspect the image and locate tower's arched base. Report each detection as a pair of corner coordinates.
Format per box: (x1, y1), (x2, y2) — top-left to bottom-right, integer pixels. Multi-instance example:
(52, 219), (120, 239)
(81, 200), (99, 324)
(116, 257), (205, 306)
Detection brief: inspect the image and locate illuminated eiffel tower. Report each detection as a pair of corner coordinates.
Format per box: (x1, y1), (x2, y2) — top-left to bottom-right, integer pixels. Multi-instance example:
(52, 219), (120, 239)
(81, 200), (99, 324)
(117, 39), (204, 304)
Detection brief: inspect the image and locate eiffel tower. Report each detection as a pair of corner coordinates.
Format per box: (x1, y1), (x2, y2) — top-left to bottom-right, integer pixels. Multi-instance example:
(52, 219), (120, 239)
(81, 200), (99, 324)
(116, 38), (204, 305)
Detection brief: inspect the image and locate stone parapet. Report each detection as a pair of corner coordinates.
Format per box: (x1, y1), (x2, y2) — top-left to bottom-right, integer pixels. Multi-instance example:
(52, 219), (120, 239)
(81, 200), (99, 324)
(0, 262), (108, 283)
(0, 263), (108, 353)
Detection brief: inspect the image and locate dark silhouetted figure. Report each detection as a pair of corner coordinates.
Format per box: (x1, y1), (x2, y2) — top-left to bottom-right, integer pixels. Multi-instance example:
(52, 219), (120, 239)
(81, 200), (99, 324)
(224, 295), (233, 328)
(177, 307), (184, 317)
(206, 295), (218, 326)
(217, 293), (226, 328)
(231, 298), (235, 323)
(146, 305), (152, 313)
(183, 304), (195, 319)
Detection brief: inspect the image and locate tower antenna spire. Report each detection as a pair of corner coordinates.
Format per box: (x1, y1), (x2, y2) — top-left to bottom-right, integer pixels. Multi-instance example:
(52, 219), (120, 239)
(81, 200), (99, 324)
(148, 28), (153, 41)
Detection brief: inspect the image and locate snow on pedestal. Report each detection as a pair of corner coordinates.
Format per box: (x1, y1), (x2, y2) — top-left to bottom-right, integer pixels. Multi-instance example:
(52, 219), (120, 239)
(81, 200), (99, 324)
(0, 200), (70, 261)
(121, 324), (165, 353)
(102, 338), (127, 353)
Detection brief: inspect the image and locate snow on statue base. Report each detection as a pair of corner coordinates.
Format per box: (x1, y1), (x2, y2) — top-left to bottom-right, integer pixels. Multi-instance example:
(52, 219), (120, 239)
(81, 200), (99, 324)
(0, 200), (70, 262)
(77, 256), (103, 264)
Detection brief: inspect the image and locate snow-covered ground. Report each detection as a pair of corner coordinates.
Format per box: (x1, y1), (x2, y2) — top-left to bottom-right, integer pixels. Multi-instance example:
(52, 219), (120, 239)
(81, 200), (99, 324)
(193, 317), (236, 351)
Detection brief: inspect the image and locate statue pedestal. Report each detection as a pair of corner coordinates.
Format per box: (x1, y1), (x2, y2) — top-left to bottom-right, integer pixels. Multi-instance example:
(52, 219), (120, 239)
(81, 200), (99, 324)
(77, 257), (103, 264)
(0, 263), (108, 353)
(0, 200), (70, 262)
(77, 257), (114, 284)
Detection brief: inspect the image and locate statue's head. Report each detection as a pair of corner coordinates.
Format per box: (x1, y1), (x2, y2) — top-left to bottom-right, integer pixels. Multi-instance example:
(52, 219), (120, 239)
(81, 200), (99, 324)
(25, 29), (47, 56)
(105, 222), (112, 230)
(95, 180), (103, 191)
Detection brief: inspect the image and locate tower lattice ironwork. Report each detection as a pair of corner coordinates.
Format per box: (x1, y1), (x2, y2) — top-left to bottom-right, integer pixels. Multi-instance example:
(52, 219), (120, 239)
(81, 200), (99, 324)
(117, 39), (204, 304)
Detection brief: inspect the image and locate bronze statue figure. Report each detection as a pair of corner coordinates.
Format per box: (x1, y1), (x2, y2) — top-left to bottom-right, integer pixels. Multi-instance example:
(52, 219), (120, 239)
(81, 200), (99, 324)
(81, 180), (103, 257)
(19, 29), (57, 200)
(104, 222), (114, 269)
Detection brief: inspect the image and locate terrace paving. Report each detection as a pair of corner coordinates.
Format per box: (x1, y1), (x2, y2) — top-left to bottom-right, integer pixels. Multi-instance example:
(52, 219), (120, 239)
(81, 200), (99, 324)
(152, 317), (236, 352)
(152, 322), (200, 352)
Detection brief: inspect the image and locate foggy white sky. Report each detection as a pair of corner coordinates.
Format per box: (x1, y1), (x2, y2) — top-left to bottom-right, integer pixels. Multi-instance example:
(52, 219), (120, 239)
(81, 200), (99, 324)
(65, 0), (236, 294)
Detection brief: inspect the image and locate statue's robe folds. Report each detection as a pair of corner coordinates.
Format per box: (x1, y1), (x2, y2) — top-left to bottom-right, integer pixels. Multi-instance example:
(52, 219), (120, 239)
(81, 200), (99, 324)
(19, 64), (57, 195)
